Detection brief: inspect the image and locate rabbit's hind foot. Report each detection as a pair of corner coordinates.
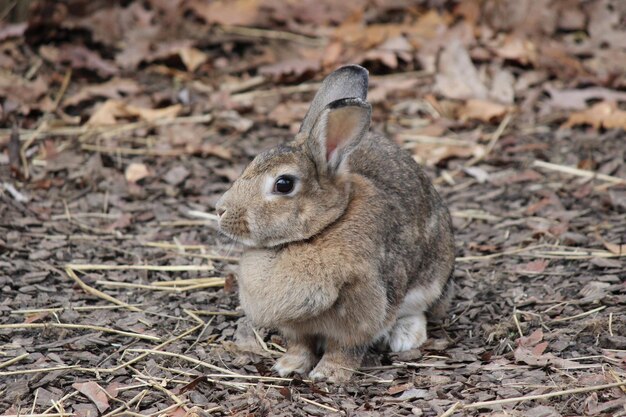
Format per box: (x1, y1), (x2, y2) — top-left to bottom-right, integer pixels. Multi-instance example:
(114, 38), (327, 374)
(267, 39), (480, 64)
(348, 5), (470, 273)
(389, 311), (427, 352)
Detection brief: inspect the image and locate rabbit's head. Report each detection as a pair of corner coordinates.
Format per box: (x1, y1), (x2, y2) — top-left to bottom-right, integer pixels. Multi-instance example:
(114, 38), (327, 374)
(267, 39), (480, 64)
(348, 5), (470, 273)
(216, 66), (371, 248)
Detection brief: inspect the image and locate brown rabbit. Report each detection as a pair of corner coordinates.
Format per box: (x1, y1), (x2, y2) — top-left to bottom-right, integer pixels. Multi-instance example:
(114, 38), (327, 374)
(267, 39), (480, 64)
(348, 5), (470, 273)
(216, 65), (455, 382)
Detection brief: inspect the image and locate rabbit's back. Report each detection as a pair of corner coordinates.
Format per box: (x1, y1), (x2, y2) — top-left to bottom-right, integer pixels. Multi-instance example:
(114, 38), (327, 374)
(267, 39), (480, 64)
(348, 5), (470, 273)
(347, 133), (455, 311)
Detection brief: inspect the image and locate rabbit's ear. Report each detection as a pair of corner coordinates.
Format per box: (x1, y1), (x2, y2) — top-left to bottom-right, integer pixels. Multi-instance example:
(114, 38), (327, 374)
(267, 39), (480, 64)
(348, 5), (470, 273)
(308, 98), (371, 175)
(300, 65), (369, 135)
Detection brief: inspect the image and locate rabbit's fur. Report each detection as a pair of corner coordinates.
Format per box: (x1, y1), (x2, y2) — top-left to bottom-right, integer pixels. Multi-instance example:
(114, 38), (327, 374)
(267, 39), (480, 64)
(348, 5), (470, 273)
(216, 65), (455, 382)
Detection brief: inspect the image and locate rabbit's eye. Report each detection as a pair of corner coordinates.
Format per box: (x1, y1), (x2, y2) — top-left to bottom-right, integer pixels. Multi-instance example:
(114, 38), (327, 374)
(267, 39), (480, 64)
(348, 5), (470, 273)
(274, 176), (295, 194)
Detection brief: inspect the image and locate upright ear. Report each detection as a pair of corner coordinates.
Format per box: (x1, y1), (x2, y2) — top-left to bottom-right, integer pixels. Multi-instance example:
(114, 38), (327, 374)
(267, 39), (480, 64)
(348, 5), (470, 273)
(308, 98), (371, 175)
(299, 65), (369, 135)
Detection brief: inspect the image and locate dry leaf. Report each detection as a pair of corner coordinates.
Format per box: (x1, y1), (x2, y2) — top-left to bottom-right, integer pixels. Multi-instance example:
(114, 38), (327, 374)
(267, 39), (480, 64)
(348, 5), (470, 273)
(564, 101), (626, 130)
(458, 99), (511, 123)
(179, 47), (208, 72)
(73, 381), (110, 413)
(412, 143), (484, 167)
(516, 259), (549, 274)
(87, 100), (182, 126)
(39, 44), (118, 77)
(492, 35), (537, 65)
(87, 100), (128, 125)
(125, 162), (150, 183)
(597, 234), (626, 256)
(268, 102), (308, 128)
(516, 329), (543, 348)
(435, 40), (488, 100)
(126, 104), (182, 122)
(514, 347), (579, 369)
(64, 78), (140, 107)
(546, 87), (626, 111)
(188, 0), (260, 26)
(259, 59), (320, 82)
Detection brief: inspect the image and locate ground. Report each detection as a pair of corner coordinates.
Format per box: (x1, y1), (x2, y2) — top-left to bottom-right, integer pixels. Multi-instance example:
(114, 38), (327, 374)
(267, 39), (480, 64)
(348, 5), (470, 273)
(0, 1), (625, 416)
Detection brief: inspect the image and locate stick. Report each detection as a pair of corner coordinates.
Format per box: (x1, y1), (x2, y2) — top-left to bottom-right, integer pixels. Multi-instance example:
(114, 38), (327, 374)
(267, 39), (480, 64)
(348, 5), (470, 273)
(0, 352), (29, 368)
(550, 305), (606, 323)
(463, 381), (626, 409)
(67, 264), (214, 272)
(0, 365), (79, 376)
(438, 402), (461, 417)
(65, 267), (142, 312)
(299, 397), (340, 413)
(0, 323), (160, 341)
(533, 160), (626, 184)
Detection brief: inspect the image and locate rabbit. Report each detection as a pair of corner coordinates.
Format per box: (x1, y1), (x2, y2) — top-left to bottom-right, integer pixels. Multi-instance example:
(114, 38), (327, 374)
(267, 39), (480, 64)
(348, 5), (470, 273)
(215, 65), (455, 382)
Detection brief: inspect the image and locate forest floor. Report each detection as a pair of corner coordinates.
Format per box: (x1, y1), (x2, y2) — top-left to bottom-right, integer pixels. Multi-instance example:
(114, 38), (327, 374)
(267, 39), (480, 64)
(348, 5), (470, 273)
(1, 1), (625, 416)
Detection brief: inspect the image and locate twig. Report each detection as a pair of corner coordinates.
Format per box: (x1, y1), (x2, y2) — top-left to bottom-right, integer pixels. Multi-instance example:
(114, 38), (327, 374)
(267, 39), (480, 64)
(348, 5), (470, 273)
(299, 397), (340, 413)
(512, 309), (524, 338)
(0, 353), (29, 368)
(463, 381), (626, 409)
(67, 263), (213, 272)
(0, 323), (160, 342)
(95, 278), (224, 292)
(65, 267), (142, 312)
(467, 114), (512, 168)
(216, 25), (325, 46)
(550, 305), (606, 323)
(0, 365), (79, 376)
(125, 349), (240, 375)
(86, 322), (204, 374)
(532, 160), (626, 185)
(438, 402), (461, 417)
(1, 415), (74, 417)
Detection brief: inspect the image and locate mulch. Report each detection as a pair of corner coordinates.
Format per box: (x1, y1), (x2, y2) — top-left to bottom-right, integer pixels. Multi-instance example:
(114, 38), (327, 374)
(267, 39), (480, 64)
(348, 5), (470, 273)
(1, 1), (625, 416)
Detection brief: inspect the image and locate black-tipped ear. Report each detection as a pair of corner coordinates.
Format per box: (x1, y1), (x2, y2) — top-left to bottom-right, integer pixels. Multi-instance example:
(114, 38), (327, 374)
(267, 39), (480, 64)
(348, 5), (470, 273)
(300, 65), (369, 135)
(308, 98), (371, 175)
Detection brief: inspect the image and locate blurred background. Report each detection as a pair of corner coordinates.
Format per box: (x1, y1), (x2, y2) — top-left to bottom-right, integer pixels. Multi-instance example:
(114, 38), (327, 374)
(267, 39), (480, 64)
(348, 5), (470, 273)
(1, 1), (625, 416)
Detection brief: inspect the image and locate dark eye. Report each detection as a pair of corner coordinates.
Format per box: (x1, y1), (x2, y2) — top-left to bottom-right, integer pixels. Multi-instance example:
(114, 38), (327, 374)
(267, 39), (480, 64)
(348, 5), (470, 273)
(274, 176), (295, 194)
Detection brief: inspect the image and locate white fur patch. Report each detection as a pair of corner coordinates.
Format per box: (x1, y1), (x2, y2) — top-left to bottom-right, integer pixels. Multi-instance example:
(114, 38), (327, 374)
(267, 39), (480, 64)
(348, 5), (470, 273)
(398, 281), (443, 317)
(273, 352), (316, 377)
(389, 312), (427, 352)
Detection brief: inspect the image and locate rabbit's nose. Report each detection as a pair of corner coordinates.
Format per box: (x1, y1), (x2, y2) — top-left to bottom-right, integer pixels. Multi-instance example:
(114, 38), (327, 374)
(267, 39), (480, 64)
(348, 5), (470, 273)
(216, 206), (226, 218)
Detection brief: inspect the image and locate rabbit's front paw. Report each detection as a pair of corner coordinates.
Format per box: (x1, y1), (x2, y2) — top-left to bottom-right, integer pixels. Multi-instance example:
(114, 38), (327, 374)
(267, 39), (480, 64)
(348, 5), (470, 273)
(389, 312), (427, 352)
(308, 359), (353, 383)
(273, 351), (317, 377)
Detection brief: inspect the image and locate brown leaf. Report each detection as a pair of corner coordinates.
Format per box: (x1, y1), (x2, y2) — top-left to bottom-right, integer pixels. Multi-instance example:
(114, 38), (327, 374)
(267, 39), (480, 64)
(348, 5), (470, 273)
(179, 47), (208, 72)
(546, 87), (626, 111)
(516, 329), (543, 348)
(259, 59), (320, 83)
(73, 381), (110, 413)
(126, 104), (182, 122)
(188, 0), (261, 26)
(601, 240), (626, 256)
(105, 213), (132, 232)
(458, 99), (511, 123)
(0, 23), (27, 42)
(386, 382), (414, 395)
(564, 101), (626, 130)
(267, 102), (309, 128)
(491, 35), (537, 65)
(87, 100), (182, 126)
(435, 40), (488, 100)
(514, 347), (579, 369)
(64, 78), (140, 107)
(516, 259), (549, 274)
(125, 163), (151, 183)
(39, 44), (118, 77)
(412, 142), (485, 167)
